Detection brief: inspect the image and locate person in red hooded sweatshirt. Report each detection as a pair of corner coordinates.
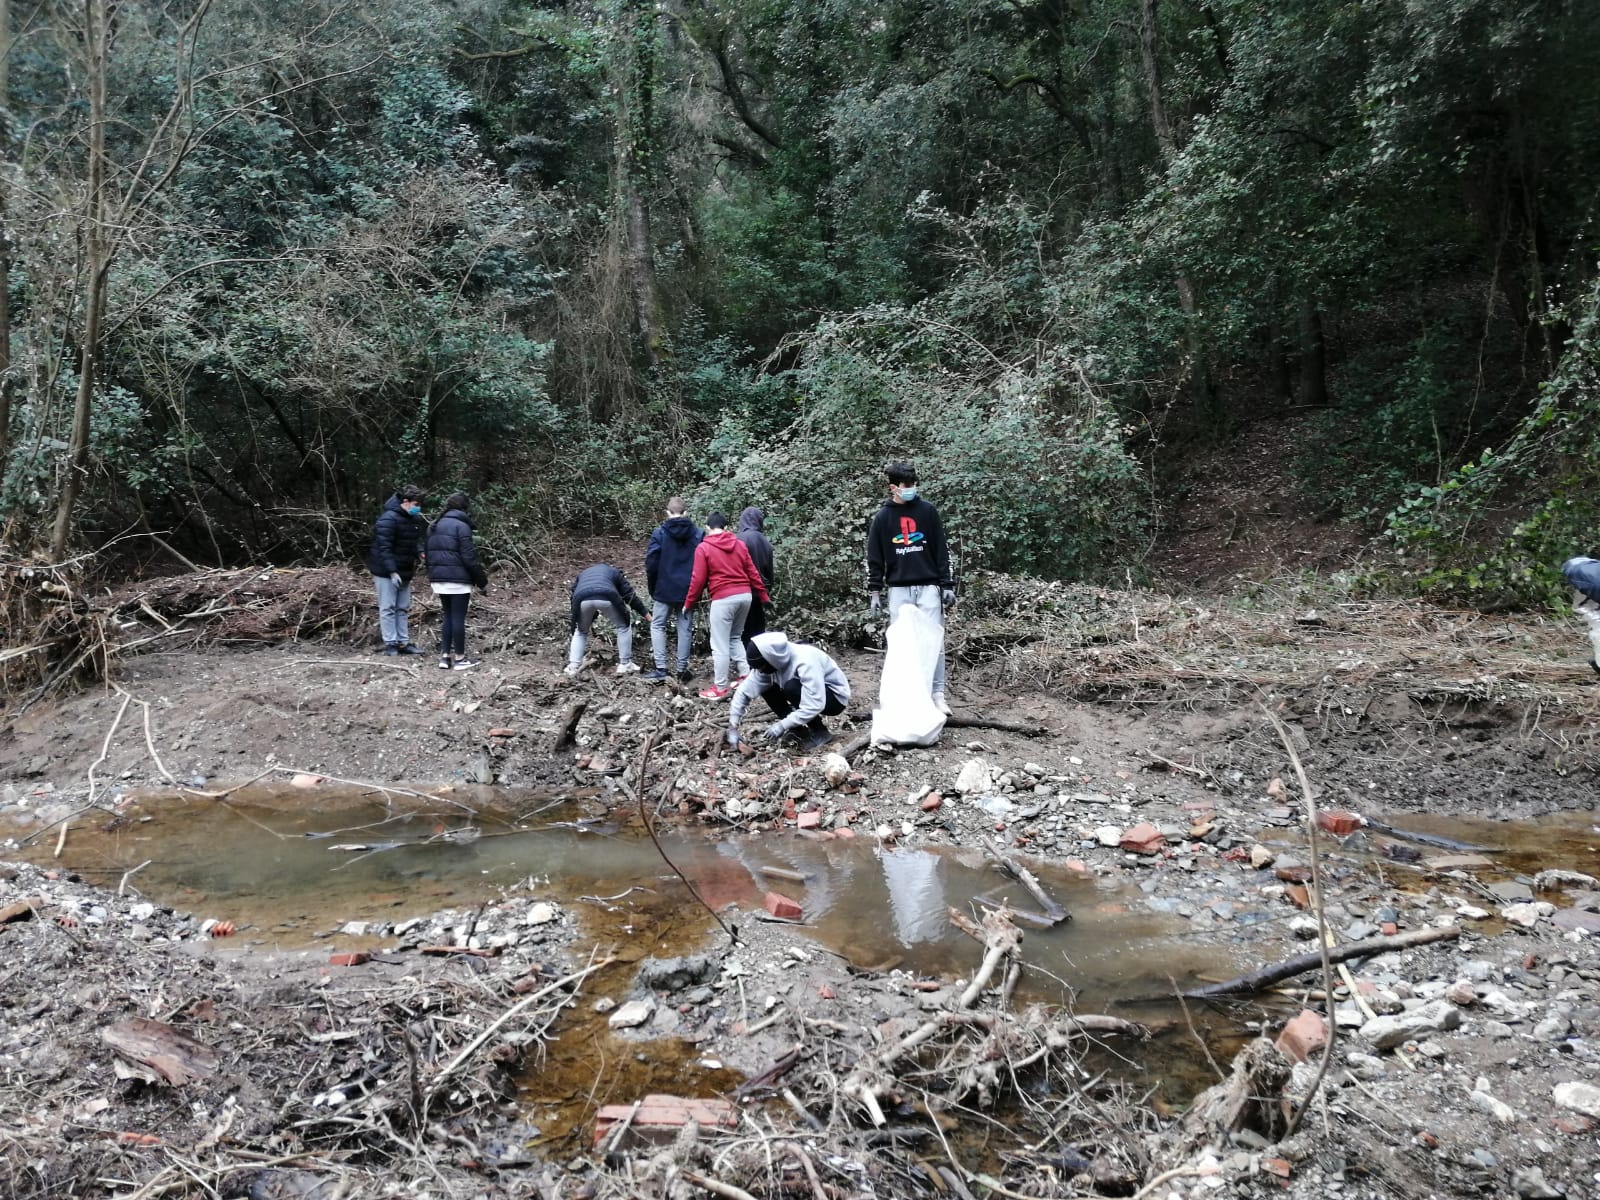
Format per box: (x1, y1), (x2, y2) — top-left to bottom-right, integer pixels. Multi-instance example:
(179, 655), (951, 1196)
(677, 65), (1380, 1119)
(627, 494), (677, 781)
(684, 511), (770, 699)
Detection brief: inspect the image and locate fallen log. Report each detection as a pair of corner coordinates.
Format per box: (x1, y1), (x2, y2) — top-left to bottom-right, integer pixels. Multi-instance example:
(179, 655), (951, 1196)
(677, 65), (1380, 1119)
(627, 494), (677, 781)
(987, 840), (1070, 924)
(1136, 926), (1460, 1002)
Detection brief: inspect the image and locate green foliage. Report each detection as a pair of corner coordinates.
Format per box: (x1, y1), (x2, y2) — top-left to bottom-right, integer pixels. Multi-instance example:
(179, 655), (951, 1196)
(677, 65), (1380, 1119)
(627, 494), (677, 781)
(1384, 279), (1600, 608)
(695, 309), (1148, 637)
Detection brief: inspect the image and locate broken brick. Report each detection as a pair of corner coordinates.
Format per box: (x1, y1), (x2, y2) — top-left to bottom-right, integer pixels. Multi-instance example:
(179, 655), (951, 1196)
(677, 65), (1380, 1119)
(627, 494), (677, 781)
(833, 827), (857, 840)
(763, 892), (802, 921)
(1316, 810), (1362, 836)
(1275, 1009), (1328, 1064)
(1119, 822), (1165, 855)
(796, 810), (822, 830)
(1555, 1115), (1595, 1135)
(1283, 884), (1310, 910)
(1261, 1157), (1292, 1179)
(593, 1094), (738, 1148)
(1380, 921), (1399, 936)
(328, 952), (371, 967)
(920, 793), (943, 812)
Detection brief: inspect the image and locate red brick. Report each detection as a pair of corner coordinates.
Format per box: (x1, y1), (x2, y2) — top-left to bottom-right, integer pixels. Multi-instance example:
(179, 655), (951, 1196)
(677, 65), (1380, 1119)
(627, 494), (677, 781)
(763, 892), (802, 920)
(920, 793), (943, 812)
(1119, 822), (1165, 855)
(1555, 1116), (1595, 1135)
(833, 827), (857, 840)
(1380, 921), (1399, 936)
(796, 810), (822, 829)
(327, 952), (370, 967)
(1262, 1157), (1292, 1179)
(1317, 810), (1363, 836)
(1063, 858), (1089, 874)
(594, 1095), (738, 1148)
(1275, 1009), (1327, 1064)
(1283, 884), (1310, 910)
(1275, 865), (1312, 883)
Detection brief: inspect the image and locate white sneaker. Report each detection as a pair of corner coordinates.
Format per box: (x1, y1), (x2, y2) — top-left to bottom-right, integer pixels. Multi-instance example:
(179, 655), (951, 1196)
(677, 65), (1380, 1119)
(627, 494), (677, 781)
(562, 663), (581, 677)
(932, 691), (951, 716)
(615, 661), (641, 675)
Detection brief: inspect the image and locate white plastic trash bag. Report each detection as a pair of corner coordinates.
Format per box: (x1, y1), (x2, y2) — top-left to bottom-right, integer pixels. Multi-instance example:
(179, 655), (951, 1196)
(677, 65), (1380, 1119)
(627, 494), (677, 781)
(870, 602), (946, 747)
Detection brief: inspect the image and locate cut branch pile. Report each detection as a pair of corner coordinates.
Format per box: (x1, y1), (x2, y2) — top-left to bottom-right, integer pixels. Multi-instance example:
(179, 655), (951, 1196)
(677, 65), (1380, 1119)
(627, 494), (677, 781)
(107, 564), (373, 644)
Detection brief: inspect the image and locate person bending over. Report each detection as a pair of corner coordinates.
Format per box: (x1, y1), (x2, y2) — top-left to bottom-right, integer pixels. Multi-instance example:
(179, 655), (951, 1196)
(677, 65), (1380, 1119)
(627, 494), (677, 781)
(725, 631), (851, 752)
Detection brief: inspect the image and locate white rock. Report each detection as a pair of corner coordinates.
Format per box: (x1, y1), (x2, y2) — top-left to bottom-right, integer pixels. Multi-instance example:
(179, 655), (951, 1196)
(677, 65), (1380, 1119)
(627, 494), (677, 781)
(1500, 901), (1555, 928)
(1288, 916), (1321, 939)
(821, 753), (852, 787)
(1553, 1080), (1600, 1118)
(129, 902), (156, 921)
(1022, 762), (1047, 777)
(608, 999), (655, 1029)
(1469, 1083), (1517, 1126)
(524, 902), (559, 926)
(1095, 825), (1123, 847)
(592, 997), (616, 1014)
(723, 798), (743, 819)
(954, 759), (993, 795)
(340, 921), (369, 937)
(1358, 1000), (1463, 1050)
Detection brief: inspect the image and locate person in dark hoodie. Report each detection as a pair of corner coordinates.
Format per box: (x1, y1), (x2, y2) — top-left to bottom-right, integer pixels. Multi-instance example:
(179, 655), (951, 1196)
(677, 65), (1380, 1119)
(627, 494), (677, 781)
(367, 483), (427, 656)
(724, 631), (851, 752)
(866, 461), (956, 714)
(735, 506), (776, 640)
(684, 511), (770, 699)
(1561, 555), (1600, 675)
(643, 496), (703, 682)
(425, 491), (489, 671)
(566, 564), (651, 676)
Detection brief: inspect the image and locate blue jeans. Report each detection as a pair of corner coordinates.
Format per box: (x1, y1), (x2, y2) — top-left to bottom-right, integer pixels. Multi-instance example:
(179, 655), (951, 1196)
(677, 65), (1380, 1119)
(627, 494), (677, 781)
(651, 600), (691, 671)
(374, 575), (412, 645)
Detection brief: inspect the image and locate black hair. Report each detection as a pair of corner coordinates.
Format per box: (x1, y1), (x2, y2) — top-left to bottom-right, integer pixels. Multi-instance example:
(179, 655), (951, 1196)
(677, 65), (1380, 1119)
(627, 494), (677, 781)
(886, 461), (918, 486)
(443, 491), (470, 513)
(705, 510), (727, 530)
(397, 482), (425, 502)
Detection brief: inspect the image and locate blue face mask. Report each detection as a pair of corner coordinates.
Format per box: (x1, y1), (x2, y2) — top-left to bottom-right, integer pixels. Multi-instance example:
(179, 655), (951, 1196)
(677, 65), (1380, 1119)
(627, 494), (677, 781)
(896, 486), (918, 501)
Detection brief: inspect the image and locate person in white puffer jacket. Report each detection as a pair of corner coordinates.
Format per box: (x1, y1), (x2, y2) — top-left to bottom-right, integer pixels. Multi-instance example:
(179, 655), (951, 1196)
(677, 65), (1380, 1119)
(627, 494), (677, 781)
(1561, 555), (1600, 675)
(725, 631), (852, 751)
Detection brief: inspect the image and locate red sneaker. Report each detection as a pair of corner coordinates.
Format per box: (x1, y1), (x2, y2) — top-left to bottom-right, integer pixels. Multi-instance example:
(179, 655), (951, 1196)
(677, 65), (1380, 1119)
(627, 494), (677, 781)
(698, 684), (730, 700)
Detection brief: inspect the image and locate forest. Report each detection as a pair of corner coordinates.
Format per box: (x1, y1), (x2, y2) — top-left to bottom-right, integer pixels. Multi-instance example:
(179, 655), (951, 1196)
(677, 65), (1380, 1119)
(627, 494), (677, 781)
(2, 0), (1598, 609)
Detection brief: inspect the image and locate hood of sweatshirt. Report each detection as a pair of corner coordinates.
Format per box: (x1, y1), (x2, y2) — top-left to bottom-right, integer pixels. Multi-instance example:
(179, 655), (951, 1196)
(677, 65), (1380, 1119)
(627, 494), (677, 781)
(702, 529), (739, 552)
(750, 631), (793, 673)
(737, 507), (766, 533)
(662, 514), (698, 543)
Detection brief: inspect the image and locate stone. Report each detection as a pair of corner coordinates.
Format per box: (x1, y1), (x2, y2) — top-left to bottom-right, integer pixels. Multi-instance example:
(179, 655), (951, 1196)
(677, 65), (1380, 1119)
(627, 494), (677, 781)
(1501, 902), (1555, 928)
(637, 955), (716, 992)
(1444, 982), (1477, 1007)
(763, 892), (802, 921)
(1346, 1052), (1385, 1080)
(1275, 1010), (1328, 1064)
(919, 793), (943, 812)
(1249, 844), (1275, 869)
(1533, 869), (1598, 893)
(1488, 880), (1535, 904)
(607, 999), (655, 1029)
(1095, 825), (1123, 847)
(1289, 916), (1321, 939)
(821, 753), (852, 787)
(954, 759), (993, 795)
(1553, 1081), (1600, 1118)
(1422, 853), (1495, 871)
(1550, 907), (1600, 935)
(1534, 1014), (1572, 1040)
(1468, 1086), (1517, 1126)
(1358, 1000), (1463, 1050)
(524, 902), (559, 926)
(1119, 822), (1165, 855)
(1510, 1166), (1565, 1199)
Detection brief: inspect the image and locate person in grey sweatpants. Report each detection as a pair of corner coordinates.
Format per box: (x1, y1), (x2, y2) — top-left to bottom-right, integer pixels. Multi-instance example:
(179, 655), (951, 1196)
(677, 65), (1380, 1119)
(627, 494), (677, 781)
(566, 564), (650, 676)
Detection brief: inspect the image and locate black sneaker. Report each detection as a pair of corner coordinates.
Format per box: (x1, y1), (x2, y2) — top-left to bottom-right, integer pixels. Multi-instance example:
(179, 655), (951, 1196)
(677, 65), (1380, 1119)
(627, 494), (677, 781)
(398, 643), (426, 656)
(641, 667), (669, 682)
(382, 643), (400, 656)
(677, 667), (693, 683)
(794, 725), (834, 752)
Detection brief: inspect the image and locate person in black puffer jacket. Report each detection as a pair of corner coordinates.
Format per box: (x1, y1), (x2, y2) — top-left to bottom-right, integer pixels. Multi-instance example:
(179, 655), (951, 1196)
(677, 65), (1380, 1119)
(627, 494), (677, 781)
(367, 483), (427, 655)
(426, 492), (490, 670)
(566, 563), (650, 677)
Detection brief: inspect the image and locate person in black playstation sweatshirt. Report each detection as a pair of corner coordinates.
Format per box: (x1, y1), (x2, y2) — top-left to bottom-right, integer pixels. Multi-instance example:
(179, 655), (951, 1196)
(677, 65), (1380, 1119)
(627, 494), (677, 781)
(865, 461), (956, 714)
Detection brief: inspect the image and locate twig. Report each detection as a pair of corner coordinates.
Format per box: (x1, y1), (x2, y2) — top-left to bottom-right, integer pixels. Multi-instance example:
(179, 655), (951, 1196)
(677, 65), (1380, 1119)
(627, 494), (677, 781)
(87, 691), (134, 804)
(118, 860), (152, 897)
(680, 1170), (760, 1200)
(1131, 1166), (1207, 1200)
(287, 658), (420, 671)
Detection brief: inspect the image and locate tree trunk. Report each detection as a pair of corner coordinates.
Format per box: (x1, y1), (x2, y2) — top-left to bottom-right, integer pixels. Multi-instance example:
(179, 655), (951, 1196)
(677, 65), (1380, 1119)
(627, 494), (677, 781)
(50, 0), (110, 560)
(1137, 0), (1216, 421)
(0, 0), (13, 465)
(1298, 298), (1327, 407)
(617, 0), (664, 369)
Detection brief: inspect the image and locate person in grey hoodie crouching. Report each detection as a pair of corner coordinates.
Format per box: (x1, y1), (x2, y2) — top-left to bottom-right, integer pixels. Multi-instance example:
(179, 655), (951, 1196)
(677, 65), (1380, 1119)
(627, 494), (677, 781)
(724, 631), (851, 752)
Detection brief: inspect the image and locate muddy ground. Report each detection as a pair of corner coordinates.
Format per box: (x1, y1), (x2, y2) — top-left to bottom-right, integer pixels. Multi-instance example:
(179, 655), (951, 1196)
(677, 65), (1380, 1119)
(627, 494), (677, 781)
(1, 543), (1599, 1200)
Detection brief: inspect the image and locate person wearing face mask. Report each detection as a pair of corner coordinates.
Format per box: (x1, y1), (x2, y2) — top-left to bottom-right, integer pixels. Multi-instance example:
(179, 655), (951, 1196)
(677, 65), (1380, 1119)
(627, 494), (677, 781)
(865, 461), (956, 714)
(367, 482), (428, 656)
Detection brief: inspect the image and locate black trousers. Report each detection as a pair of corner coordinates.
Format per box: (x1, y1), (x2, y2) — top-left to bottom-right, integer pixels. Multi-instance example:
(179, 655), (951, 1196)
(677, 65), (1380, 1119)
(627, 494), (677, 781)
(438, 593), (470, 655)
(764, 678), (847, 731)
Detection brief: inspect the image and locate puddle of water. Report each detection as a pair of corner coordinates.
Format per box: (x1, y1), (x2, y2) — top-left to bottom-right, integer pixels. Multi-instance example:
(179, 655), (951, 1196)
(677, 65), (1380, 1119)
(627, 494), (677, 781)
(1368, 809), (1600, 878)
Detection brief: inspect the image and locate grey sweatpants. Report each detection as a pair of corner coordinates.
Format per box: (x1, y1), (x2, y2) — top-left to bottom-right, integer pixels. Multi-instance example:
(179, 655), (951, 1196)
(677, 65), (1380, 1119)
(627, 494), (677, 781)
(887, 583), (946, 694)
(707, 593), (751, 687)
(569, 598), (634, 667)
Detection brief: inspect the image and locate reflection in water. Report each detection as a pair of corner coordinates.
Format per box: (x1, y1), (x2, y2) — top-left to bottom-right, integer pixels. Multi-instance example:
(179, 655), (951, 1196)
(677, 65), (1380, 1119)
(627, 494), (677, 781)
(879, 847), (947, 946)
